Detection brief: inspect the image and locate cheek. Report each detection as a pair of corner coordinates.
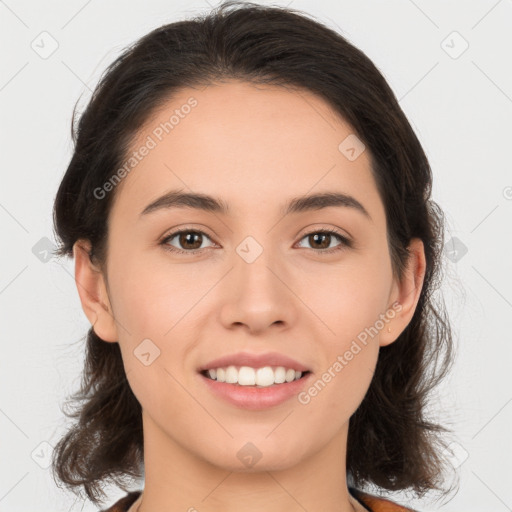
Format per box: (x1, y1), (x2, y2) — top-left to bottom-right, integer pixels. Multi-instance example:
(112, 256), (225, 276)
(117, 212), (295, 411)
(292, 256), (389, 416)
(108, 252), (203, 338)
(299, 257), (392, 339)
(300, 331), (380, 417)
(108, 256), (203, 401)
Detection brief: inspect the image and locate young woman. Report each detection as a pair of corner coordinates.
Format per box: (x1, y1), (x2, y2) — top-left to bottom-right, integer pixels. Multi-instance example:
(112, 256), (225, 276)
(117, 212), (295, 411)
(51, 2), (454, 511)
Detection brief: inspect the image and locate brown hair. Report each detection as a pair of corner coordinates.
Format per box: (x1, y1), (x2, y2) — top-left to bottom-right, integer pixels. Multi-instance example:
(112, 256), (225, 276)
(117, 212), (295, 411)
(51, 0), (455, 506)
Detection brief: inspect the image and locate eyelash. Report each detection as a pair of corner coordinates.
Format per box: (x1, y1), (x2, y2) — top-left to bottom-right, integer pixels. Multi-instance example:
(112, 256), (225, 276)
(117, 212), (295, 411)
(160, 227), (352, 256)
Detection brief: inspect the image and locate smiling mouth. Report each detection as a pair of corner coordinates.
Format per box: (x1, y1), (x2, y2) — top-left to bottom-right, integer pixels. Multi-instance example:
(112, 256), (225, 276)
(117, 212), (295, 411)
(200, 370), (311, 388)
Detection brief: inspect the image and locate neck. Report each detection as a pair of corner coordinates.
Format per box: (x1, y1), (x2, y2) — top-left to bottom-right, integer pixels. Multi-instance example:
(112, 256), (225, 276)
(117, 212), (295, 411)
(131, 410), (363, 512)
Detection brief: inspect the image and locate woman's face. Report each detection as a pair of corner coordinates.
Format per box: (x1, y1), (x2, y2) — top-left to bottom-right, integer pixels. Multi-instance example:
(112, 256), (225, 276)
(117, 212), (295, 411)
(77, 80), (422, 474)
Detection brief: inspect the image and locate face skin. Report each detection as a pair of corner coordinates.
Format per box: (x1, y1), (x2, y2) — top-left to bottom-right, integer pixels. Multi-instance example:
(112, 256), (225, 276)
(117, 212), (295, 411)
(73, 80), (426, 512)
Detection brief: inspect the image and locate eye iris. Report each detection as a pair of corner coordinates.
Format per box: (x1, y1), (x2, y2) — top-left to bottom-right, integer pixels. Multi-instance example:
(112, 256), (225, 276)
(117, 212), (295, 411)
(310, 233), (331, 249)
(180, 232), (202, 250)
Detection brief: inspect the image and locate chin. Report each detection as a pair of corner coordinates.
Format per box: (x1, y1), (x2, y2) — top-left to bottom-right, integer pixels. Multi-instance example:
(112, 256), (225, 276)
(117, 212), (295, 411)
(199, 438), (308, 473)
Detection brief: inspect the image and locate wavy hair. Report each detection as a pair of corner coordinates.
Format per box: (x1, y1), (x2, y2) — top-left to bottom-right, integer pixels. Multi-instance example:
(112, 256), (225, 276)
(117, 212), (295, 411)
(51, 0), (455, 505)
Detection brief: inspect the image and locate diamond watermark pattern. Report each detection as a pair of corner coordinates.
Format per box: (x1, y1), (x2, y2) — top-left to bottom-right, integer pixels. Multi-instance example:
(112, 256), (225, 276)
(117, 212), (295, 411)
(441, 31), (469, 59)
(31, 441), (53, 469)
(31, 31), (59, 59)
(236, 236), (264, 264)
(236, 442), (263, 468)
(443, 236), (468, 263)
(338, 134), (366, 161)
(441, 441), (469, 469)
(134, 338), (161, 366)
(32, 237), (57, 263)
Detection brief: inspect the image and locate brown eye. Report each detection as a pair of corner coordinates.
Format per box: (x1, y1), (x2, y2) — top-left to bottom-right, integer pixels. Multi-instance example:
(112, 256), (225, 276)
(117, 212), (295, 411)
(307, 233), (331, 250)
(296, 229), (352, 255)
(160, 227), (352, 256)
(161, 230), (214, 253)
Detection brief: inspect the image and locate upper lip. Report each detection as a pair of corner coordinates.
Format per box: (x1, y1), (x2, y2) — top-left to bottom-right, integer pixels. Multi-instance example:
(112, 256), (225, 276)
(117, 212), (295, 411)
(199, 351), (310, 372)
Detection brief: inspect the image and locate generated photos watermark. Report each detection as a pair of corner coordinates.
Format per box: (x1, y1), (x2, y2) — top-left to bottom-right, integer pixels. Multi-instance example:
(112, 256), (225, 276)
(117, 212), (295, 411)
(93, 96), (198, 200)
(297, 301), (402, 405)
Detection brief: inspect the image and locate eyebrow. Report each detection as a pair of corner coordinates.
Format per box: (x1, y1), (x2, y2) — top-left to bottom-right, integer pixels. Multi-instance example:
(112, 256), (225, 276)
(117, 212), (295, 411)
(140, 189), (372, 220)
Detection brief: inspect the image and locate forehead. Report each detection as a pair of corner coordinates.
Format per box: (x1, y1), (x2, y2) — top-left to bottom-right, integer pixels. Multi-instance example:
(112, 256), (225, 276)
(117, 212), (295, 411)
(110, 80), (384, 225)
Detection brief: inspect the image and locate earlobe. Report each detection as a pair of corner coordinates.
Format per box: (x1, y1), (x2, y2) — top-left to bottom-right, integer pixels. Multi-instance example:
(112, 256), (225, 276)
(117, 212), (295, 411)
(380, 238), (426, 347)
(72, 240), (118, 343)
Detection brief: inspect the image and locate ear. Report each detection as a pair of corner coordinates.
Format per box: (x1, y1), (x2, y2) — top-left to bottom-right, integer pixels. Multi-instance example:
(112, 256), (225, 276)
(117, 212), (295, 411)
(380, 238), (426, 347)
(72, 239), (118, 342)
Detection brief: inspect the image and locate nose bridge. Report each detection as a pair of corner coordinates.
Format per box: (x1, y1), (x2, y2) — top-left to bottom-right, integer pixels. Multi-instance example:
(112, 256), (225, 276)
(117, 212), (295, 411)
(233, 232), (282, 294)
(229, 206), (280, 269)
(226, 203), (295, 286)
(218, 229), (295, 332)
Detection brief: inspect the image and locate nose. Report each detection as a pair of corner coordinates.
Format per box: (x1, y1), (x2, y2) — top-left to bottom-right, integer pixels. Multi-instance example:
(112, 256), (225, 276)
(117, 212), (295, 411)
(217, 242), (297, 335)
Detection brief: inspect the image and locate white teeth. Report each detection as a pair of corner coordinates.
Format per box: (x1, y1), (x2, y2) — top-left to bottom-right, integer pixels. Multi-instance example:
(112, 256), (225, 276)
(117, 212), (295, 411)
(204, 365), (304, 386)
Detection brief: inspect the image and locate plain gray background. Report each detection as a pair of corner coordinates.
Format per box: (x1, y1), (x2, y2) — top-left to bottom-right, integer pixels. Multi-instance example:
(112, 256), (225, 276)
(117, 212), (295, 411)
(1, 0), (511, 510)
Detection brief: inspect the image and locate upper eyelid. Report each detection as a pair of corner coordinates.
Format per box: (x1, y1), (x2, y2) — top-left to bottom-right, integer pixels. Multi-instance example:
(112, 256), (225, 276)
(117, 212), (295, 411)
(161, 227), (217, 245)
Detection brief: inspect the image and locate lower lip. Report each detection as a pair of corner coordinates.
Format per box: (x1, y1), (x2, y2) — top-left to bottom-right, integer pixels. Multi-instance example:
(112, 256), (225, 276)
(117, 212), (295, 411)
(199, 372), (313, 410)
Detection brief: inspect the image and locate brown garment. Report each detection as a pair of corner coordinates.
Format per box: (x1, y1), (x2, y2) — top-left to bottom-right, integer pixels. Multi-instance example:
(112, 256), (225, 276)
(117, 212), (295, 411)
(100, 488), (418, 511)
